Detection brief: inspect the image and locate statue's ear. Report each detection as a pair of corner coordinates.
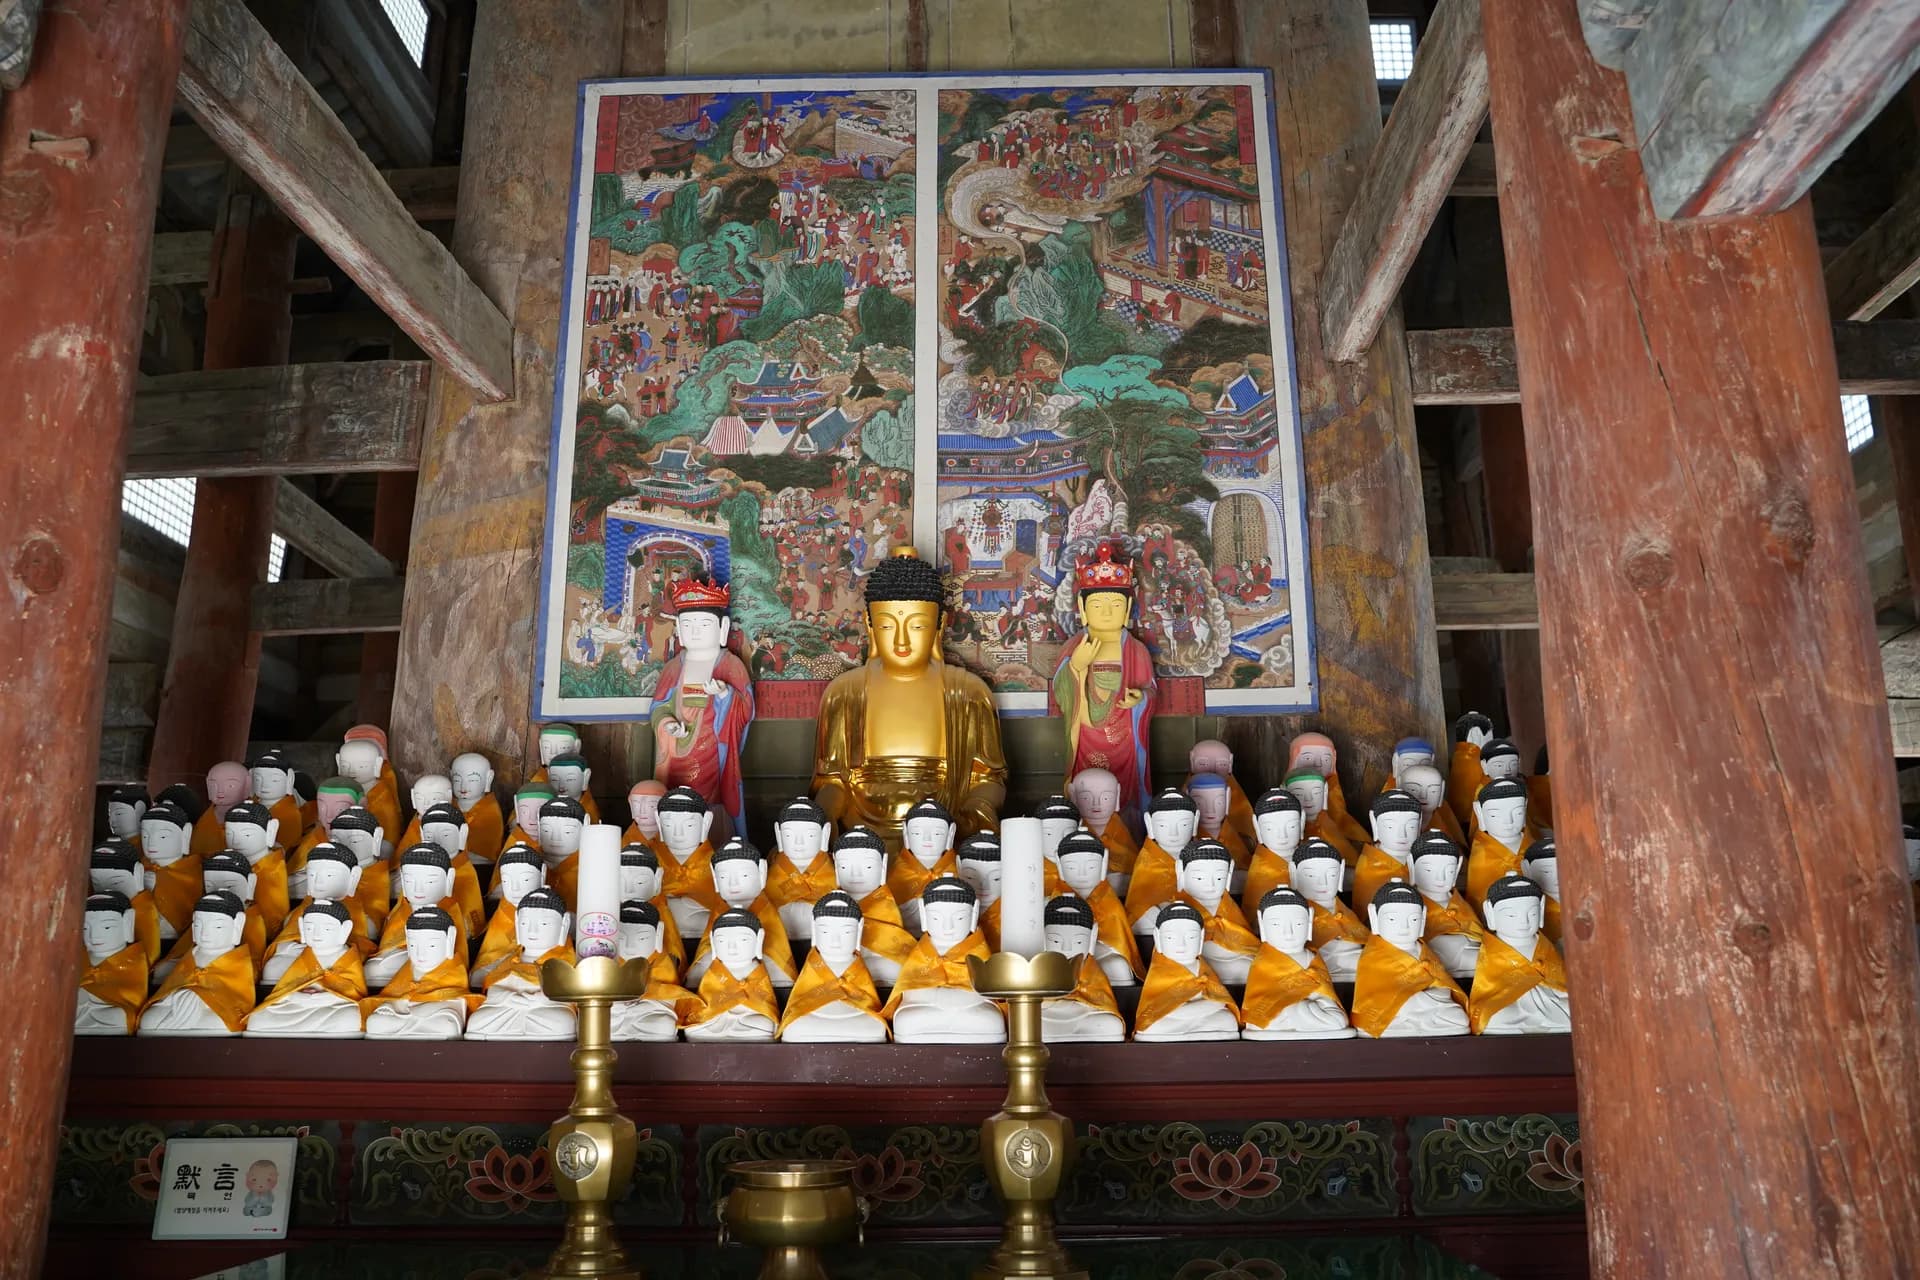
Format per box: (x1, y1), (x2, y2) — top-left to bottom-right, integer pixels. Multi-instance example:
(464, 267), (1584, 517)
(345, 864), (364, 897)
(1367, 902), (1382, 932)
(265, 818), (280, 847)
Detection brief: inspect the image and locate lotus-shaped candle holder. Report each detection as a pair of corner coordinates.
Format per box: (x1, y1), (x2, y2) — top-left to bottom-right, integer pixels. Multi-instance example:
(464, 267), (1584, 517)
(967, 949), (1076, 1000)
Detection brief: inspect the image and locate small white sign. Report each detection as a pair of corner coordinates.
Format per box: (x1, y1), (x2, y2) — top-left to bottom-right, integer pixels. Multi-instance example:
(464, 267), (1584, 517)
(151, 1137), (298, 1240)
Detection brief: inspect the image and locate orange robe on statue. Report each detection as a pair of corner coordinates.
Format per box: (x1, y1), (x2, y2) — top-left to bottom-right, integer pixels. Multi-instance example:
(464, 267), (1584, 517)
(266, 795), (306, 845)
(360, 956), (481, 1020)
(1422, 891), (1485, 947)
(1098, 816), (1140, 879)
(692, 896), (796, 981)
(661, 842), (724, 919)
(686, 959), (780, 1030)
(880, 929), (992, 1020)
(189, 808), (228, 859)
(252, 946), (368, 1017)
(463, 795), (508, 863)
(78, 942), (149, 1033)
(1468, 933), (1568, 1034)
(1446, 742), (1487, 827)
(147, 854), (205, 937)
(143, 945), (257, 1033)
(363, 773), (404, 849)
(1223, 777), (1258, 852)
(1134, 952), (1239, 1036)
(1239, 845), (1293, 920)
(1525, 774), (1554, 831)
(1122, 839), (1181, 925)
(778, 949), (885, 1036)
(1543, 896), (1564, 945)
(482, 943), (575, 992)
(1351, 936), (1467, 1038)
(1083, 881), (1143, 979)
(249, 848), (292, 941)
(128, 891), (163, 965)
(1178, 892), (1262, 965)
(370, 898), (469, 967)
(267, 898), (376, 959)
(1241, 944), (1341, 1031)
(887, 849), (957, 906)
(856, 886), (918, 970)
(767, 852), (838, 918)
(1310, 898), (1370, 951)
(1321, 773), (1373, 849)
(1466, 831), (1525, 908)
(1352, 844), (1411, 913)
(1057, 951), (1122, 1020)
(1304, 816), (1360, 868)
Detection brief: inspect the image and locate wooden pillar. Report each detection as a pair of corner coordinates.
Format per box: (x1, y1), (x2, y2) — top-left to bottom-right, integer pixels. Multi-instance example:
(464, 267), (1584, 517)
(390, 0), (625, 783)
(1479, 402), (1546, 760)
(1484, 3), (1920, 1276)
(1874, 396), (1920, 617)
(0, 0), (190, 1265)
(145, 179), (295, 790)
(1227, 0), (1446, 792)
(355, 471), (417, 729)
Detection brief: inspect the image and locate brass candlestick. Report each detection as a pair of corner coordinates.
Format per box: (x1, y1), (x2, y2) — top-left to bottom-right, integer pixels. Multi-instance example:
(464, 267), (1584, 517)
(536, 954), (652, 1280)
(967, 951), (1089, 1280)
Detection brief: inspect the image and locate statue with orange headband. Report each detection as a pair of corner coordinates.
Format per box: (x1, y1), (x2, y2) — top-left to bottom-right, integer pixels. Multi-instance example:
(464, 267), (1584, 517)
(650, 571), (754, 839)
(1055, 541), (1157, 822)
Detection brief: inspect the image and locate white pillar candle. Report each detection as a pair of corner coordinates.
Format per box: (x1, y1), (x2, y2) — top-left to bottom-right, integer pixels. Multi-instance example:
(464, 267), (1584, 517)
(575, 823), (621, 958)
(997, 816), (1046, 958)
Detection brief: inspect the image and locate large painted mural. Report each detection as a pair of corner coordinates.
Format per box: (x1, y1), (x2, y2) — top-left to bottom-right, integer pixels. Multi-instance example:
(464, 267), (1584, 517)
(538, 73), (1310, 720)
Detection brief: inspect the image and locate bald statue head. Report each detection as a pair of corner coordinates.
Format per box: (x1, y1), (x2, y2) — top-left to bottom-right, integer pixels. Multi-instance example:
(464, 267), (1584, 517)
(1189, 739), (1233, 777)
(205, 762), (249, 817)
(450, 753), (495, 811)
(627, 780), (668, 838)
(1067, 768), (1121, 835)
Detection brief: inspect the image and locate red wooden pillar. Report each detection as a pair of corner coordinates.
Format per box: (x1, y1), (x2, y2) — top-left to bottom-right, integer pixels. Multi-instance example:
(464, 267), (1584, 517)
(355, 470), (417, 728)
(1484, 2), (1920, 1275)
(0, 0), (191, 1265)
(145, 181), (296, 790)
(1478, 403), (1546, 760)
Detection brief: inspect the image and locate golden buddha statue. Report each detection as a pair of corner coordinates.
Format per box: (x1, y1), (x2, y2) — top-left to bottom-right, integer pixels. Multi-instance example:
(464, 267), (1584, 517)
(813, 549), (1006, 844)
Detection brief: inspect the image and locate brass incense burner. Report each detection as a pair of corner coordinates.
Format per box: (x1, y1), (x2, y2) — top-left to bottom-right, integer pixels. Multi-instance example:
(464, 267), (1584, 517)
(966, 951), (1089, 1280)
(719, 1158), (864, 1280)
(535, 954), (652, 1280)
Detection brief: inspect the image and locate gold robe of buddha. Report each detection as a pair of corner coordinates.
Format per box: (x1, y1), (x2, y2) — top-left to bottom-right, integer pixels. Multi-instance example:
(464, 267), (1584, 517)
(779, 949), (886, 1037)
(79, 943), (150, 1033)
(1468, 933), (1568, 1034)
(1239, 846), (1293, 921)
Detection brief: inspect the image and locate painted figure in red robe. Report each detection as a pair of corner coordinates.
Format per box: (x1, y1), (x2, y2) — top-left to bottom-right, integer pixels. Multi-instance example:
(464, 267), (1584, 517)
(651, 573), (754, 840)
(1054, 542), (1157, 823)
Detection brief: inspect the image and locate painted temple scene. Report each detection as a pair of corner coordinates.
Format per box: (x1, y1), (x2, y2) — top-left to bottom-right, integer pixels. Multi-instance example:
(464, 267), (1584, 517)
(543, 84), (920, 716)
(933, 81), (1307, 712)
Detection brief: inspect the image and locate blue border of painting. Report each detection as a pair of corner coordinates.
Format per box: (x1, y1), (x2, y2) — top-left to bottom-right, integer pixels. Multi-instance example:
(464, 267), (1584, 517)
(531, 69), (1319, 722)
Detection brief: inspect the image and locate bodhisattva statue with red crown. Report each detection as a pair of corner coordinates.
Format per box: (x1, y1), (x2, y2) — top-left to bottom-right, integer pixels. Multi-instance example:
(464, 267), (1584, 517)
(651, 571), (754, 842)
(1055, 541), (1156, 824)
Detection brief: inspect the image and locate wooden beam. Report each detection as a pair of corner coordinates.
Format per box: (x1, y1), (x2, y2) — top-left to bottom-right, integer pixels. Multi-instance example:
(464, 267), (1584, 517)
(273, 479), (395, 579)
(1320, 0), (1487, 363)
(1408, 321), (1920, 404)
(176, 0), (514, 400)
(311, 0), (434, 168)
(1432, 570), (1538, 630)
(1889, 697), (1920, 757)
(163, 121), (225, 170)
(1621, 0), (1920, 219)
(253, 576), (405, 636)
(380, 165), (458, 221)
(1576, 0), (1657, 69)
(1486, 4), (1920, 1276)
(1826, 177), (1920, 321)
(128, 360), (430, 478)
(1450, 142), (1497, 197)
(1876, 396), (1920, 617)
(149, 230), (213, 286)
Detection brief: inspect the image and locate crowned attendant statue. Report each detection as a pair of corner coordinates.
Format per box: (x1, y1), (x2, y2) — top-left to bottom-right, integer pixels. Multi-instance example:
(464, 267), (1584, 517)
(652, 572), (754, 840)
(1242, 888), (1355, 1040)
(190, 762), (251, 857)
(1068, 767), (1136, 892)
(610, 901), (700, 1042)
(1410, 833), (1483, 979)
(244, 901), (368, 1038)
(889, 798), (958, 933)
(1124, 787), (1198, 935)
(1054, 832), (1142, 985)
(261, 843), (371, 984)
(466, 888), (578, 1041)
(1352, 881), (1469, 1038)
(1175, 839), (1261, 984)
(139, 891), (257, 1037)
(1240, 789), (1303, 920)
(1055, 542), (1156, 822)
(813, 550), (1007, 843)
(656, 786), (724, 938)
(1354, 789), (1424, 911)
(1189, 739), (1258, 850)
(779, 892), (889, 1043)
(687, 838), (796, 988)
(90, 841), (161, 964)
(883, 875), (1004, 1044)
(1470, 876), (1571, 1035)
(832, 827), (915, 985)
(1134, 902), (1240, 1042)
(139, 800), (201, 945)
(684, 909), (780, 1042)
(768, 796), (836, 941)
(1467, 778), (1530, 907)
(105, 785), (148, 848)
(1523, 836), (1564, 944)
(361, 908), (476, 1041)
(1038, 894), (1125, 1044)
(76, 892), (148, 1036)
(449, 752), (507, 864)
(1292, 840), (1368, 982)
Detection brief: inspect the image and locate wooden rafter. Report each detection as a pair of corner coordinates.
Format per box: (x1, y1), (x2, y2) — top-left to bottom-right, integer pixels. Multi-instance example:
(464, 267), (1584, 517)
(273, 479), (395, 579)
(1826, 177), (1920, 321)
(252, 576), (405, 636)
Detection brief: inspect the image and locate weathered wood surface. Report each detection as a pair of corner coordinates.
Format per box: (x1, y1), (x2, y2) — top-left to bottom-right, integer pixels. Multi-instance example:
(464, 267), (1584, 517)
(0, 0), (188, 1267)
(354, 472), (417, 726)
(0, 0), (43, 91)
(1188, 0), (1237, 67)
(1451, 142), (1497, 198)
(273, 479), (394, 579)
(1576, 0), (1658, 69)
(176, 0), (514, 400)
(253, 577), (405, 636)
(1875, 395), (1920, 617)
(127, 360), (430, 477)
(149, 229), (213, 286)
(1220, 0), (1444, 798)
(1622, 0), (1920, 218)
(1485, 3), (1920, 1276)
(102, 663), (161, 729)
(1479, 403), (1547, 760)
(380, 165), (458, 222)
(1431, 570), (1538, 630)
(1889, 698), (1920, 757)
(1826, 177), (1920, 322)
(1408, 321), (1920, 404)
(146, 182), (292, 793)
(391, 0), (626, 782)
(1320, 0), (1487, 363)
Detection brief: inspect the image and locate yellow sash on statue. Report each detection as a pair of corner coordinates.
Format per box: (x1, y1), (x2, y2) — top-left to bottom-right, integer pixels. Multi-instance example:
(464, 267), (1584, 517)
(268, 898), (376, 961)
(1098, 816), (1139, 877)
(886, 849), (957, 906)
(353, 860), (392, 933)
(1060, 951), (1121, 1019)
(1241, 944), (1340, 1031)
(1178, 892), (1262, 961)
(856, 886), (918, 967)
(1304, 816), (1359, 867)
(1543, 896), (1564, 944)
(767, 852), (838, 913)
(143, 945), (257, 1032)
(130, 891), (163, 965)
(189, 808), (227, 859)
(253, 946), (367, 1014)
(1239, 846), (1292, 920)
(1122, 839), (1180, 925)
(360, 955), (482, 1019)
(1525, 774), (1554, 830)
(779, 949), (884, 1034)
(1468, 933), (1567, 1034)
(1322, 773), (1373, 849)
(370, 897), (469, 966)
(363, 775), (404, 851)
(1466, 831), (1524, 908)
(1423, 891), (1485, 944)
(1351, 935), (1466, 1038)
(880, 930), (991, 1020)
(1134, 951), (1239, 1035)
(78, 943), (149, 1032)
(1352, 844), (1411, 913)
(1224, 777), (1258, 852)
(688, 959), (780, 1028)
(147, 855), (205, 934)
(1310, 898), (1370, 950)
(692, 895), (796, 981)
(660, 842), (725, 916)
(250, 848), (292, 940)
(1447, 742), (1487, 827)
(266, 794), (306, 845)
(636, 949), (702, 1023)
(482, 943), (575, 991)
(1083, 881), (1143, 979)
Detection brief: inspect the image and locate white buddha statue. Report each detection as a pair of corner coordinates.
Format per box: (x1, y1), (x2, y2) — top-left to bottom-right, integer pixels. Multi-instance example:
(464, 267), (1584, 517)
(365, 848), (458, 989)
(1039, 895), (1125, 1043)
(832, 829), (909, 986)
(657, 790), (717, 938)
(546, 751), (593, 811)
(885, 876), (1004, 1044)
(76, 892), (146, 1036)
(1067, 768), (1130, 895)
(1292, 844), (1366, 981)
(139, 801), (197, 943)
(687, 839), (793, 989)
(1134, 902), (1239, 1042)
(410, 773), (454, 821)
(467, 888), (577, 1041)
(1241, 888), (1354, 1040)
(1175, 839), (1258, 984)
(1354, 881), (1469, 1038)
(261, 844), (366, 983)
(1468, 778), (1531, 906)
(1398, 764), (1449, 833)
(1479, 738), (1523, 781)
(244, 901), (367, 1038)
(363, 908), (471, 1041)
(684, 910), (779, 1042)
(1390, 736), (1437, 782)
(771, 796), (833, 941)
(1036, 795), (1080, 865)
(779, 892), (889, 1043)
(1054, 832), (1140, 986)
(1523, 835), (1564, 945)
(1126, 789), (1197, 936)
(956, 833), (1005, 945)
(611, 901), (694, 1041)
(535, 795), (587, 892)
(1411, 834), (1482, 979)
(893, 799), (959, 933)
(1241, 787), (1304, 923)
(139, 892), (256, 1037)
(325, 808), (387, 908)
(1471, 875), (1571, 1035)
(105, 785), (148, 844)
